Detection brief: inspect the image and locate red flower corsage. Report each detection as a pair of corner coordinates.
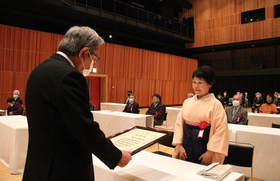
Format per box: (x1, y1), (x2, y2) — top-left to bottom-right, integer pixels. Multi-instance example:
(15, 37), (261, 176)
(130, 106), (134, 111)
(198, 121), (209, 138)
(237, 114), (242, 122)
(199, 122), (207, 129)
(155, 112), (158, 115)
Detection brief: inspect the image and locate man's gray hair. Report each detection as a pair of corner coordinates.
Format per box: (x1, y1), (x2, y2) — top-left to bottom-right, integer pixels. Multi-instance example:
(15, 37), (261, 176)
(58, 26), (104, 56)
(13, 90), (20, 94)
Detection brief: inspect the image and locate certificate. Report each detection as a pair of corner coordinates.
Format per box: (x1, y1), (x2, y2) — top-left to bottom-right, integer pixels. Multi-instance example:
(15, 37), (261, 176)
(108, 126), (171, 154)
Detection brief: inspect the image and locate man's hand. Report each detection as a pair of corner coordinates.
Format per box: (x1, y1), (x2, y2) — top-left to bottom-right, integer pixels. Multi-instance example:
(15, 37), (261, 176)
(117, 150), (132, 167)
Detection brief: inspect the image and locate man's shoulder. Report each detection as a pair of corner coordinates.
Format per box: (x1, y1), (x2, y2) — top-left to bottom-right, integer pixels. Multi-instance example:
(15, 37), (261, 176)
(31, 54), (78, 76)
(226, 106), (233, 112)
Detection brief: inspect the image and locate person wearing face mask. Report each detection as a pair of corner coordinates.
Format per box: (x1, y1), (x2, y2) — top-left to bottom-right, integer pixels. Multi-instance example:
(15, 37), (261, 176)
(123, 94), (139, 113)
(225, 95), (248, 125)
(145, 94), (166, 126)
(124, 90), (133, 104)
(23, 26), (132, 181)
(252, 92), (264, 113)
(6, 97), (23, 115)
(12, 90), (23, 105)
(259, 94), (277, 114)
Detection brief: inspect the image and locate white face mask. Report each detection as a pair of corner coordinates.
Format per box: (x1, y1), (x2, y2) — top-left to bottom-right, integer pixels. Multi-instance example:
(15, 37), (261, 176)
(232, 100), (240, 107)
(128, 98), (134, 103)
(81, 53), (94, 77)
(13, 94), (18, 99)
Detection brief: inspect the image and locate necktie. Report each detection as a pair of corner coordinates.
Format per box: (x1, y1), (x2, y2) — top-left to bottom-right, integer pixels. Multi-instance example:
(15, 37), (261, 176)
(232, 107), (237, 119)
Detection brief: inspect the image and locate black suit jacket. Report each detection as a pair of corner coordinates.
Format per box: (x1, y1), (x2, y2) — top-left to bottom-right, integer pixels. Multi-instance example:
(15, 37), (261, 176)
(123, 101), (139, 113)
(23, 53), (121, 181)
(145, 102), (166, 121)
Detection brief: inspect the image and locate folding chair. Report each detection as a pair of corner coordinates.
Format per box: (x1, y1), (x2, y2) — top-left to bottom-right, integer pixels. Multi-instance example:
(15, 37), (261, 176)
(153, 132), (175, 157)
(225, 141), (254, 180)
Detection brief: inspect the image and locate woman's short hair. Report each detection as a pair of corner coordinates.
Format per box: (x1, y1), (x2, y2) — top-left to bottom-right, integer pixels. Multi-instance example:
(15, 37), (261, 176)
(58, 26), (104, 56)
(192, 65), (215, 85)
(152, 94), (161, 101)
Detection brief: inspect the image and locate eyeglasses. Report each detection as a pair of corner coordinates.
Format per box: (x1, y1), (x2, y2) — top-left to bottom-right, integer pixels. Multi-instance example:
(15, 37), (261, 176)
(88, 51), (100, 63)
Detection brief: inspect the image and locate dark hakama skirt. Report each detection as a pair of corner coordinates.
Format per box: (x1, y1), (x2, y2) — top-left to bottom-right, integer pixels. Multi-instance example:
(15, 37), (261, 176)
(182, 122), (211, 164)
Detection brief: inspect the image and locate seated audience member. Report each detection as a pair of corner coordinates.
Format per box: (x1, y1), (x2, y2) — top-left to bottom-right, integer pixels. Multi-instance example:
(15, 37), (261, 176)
(146, 94), (166, 126)
(239, 92), (245, 107)
(123, 94), (139, 114)
(252, 92), (264, 113)
(222, 91), (229, 106)
(187, 92), (194, 99)
(13, 90), (23, 105)
(124, 90), (132, 104)
(226, 95), (248, 125)
(216, 93), (223, 105)
(273, 92), (278, 104)
(244, 92), (250, 108)
(259, 94), (277, 114)
(7, 97), (23, 115)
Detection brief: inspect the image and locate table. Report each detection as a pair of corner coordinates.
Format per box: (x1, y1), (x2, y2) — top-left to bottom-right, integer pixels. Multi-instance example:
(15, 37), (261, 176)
(248, 112), (280, 127)
(228, 124), (280, 181)
(165, 107), (181, 130)
(0, 116), (28, 174)
(100, 103), (126, 112)
(0, 109), (7, 116)
(92, 150), (244, 181)
(92, 111), (154, 137)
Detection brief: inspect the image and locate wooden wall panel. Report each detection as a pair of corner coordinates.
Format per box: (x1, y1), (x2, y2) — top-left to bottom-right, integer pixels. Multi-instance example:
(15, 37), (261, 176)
(186, 0), (280, 48)
(193, 45), (280, 72)
(0, 24), (198, 109)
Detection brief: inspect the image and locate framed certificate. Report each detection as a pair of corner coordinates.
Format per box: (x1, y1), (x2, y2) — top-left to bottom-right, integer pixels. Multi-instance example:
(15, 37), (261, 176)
(108, 126), (172, 155)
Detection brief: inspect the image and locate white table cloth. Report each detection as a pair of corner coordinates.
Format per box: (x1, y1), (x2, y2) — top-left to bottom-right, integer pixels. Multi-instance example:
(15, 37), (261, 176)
(248, 112), (280, 127)
(0, 116), (28, 174)
(93, 150), (244, 181)
(228, 124), (280, 181)
(165, 107), (181, 130)
(92, 111), (154, 137)
(100, 103), (126, 112)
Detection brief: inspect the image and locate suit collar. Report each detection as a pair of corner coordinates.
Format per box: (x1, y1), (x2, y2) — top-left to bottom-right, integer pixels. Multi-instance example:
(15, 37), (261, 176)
(56, 51), (75, 67)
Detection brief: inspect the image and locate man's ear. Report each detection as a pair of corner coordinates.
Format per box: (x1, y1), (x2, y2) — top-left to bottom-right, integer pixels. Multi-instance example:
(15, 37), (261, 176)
(78, 47), (90, 59)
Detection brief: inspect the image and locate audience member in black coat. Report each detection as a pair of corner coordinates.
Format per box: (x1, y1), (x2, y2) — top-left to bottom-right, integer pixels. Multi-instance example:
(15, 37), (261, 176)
(123, 94), (139, 114)
(252, 92), (264, 113)
(146, 94), (166, 126)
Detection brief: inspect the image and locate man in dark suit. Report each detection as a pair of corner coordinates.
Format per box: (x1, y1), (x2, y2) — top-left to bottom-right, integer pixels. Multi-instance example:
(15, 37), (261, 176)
(123, 94), (139, 113)
(23, 26), (131, 181)
(226, 94), (248, 125)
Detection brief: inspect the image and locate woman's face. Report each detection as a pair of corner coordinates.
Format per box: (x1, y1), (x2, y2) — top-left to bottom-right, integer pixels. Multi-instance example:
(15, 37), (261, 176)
(192, 77), (212, 98)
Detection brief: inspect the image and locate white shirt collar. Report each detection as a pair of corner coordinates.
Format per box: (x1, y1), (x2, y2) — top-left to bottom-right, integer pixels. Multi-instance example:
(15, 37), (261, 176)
(56, 51), (75, 67)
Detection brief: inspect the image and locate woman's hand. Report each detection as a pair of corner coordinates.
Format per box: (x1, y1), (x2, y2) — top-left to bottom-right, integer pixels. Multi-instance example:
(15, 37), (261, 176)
(172, 144), (187, 160)
(198, 150), (214, 165)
